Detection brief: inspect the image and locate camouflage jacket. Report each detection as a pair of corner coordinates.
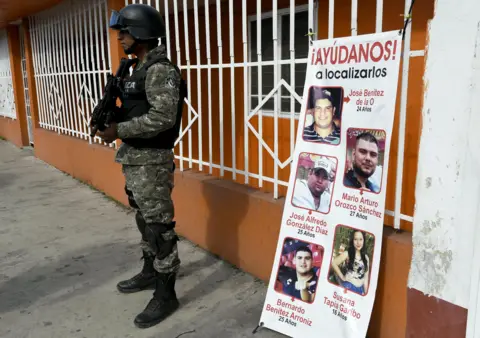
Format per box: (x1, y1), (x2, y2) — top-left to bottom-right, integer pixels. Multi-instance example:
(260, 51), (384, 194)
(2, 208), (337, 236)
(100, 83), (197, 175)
(115, 44), (181, 165)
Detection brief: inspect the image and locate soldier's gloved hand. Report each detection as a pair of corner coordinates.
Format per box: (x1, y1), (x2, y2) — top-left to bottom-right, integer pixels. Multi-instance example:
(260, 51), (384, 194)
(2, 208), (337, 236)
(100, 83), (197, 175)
(98, 122), (118, 143)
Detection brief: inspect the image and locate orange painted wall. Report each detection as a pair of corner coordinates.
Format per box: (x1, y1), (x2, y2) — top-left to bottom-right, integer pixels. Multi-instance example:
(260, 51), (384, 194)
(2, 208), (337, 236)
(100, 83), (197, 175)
(165, 0), (434, 231)
(0, 117), (23, 147)
(34, 128), (128, 205)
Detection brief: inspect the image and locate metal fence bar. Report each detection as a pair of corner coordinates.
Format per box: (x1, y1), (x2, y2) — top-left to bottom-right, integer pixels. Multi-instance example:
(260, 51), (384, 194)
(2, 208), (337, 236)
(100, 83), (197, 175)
(57, 12), (72, 136)
(329, 0), (334, 38)
(43, 16), (53, 130)
(216, 0), (224, 177)
(57, 13), (69, 134)
(99, 2), (108, 84)
(243, 0), (249, 184)
(173, 157), (290, 187)
(50, 16), (62, 132)
(29, 17), (45, 128)
(290, 0), (295, 171)
(376, 0), (383, 33)
(83, 1), (94, 143)
(79, 2), (91, 139)
(19, 26), (33, 144)
(229, 0), (236, 180)
(410, 50), (424, 57)
(62, 9), (76, 136)
(273, 0), (279, 199)
(193, 0), (203, 171)
(164, 0), (171, 60)
(72, 3), (87, 139)
(351, 0), (358, 36)
(63, 9), (76, 137)
(71, 3), (82, 138)
(177, 59), (310, 69)
(394, 0), (413, 229)
(308, 0), (314, 38)
(62, 11), (75, 136)
(92, 1), (103, 144)
(75, 4), (89, 140)
(40, 15), (52, 130)
(88, 0), (101, 144)
(257, 0), (263, 187)
(68, 5), (77, 137)
(33, 16), (43, 127)
(53, 13), (67, 134)
(46, 16), (58, 132)
(65, 6), (80, 138)
(94, 1), (107, 146)
(182, 0), (193, 169)
(34, 70), (111, 77)
(172, 0), (184, 171)
(205, 0), (213, 175)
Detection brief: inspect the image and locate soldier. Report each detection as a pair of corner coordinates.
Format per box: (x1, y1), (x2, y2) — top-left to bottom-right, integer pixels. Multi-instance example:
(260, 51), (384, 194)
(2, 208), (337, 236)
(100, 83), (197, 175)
(97, 3), (185, 329)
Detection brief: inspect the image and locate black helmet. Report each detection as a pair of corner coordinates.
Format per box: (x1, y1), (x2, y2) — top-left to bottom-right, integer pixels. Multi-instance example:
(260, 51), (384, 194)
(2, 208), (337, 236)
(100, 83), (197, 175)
(109, 4), (165, 40)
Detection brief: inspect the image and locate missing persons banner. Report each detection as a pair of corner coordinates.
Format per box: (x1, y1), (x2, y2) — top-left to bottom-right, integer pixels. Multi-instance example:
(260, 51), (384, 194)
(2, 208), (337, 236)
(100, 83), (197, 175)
(258, 31), (402, 338)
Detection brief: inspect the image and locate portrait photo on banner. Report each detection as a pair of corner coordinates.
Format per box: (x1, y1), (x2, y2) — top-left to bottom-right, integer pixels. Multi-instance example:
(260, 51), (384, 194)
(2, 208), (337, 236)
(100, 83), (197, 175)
(343, 128), (386, 194)
(303, 86), (344, 145)
(291, 153), (338, 214)
(274, 237), (324, 304)
(327, 225), (375, 296)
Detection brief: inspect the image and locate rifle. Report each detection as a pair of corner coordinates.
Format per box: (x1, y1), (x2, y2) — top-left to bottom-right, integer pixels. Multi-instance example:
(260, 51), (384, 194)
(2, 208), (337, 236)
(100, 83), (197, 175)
(89, 57), (138, 138)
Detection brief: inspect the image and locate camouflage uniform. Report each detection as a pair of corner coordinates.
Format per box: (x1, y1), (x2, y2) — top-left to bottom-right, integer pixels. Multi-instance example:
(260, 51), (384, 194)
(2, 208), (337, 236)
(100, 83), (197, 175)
(116, 44), (181, 275)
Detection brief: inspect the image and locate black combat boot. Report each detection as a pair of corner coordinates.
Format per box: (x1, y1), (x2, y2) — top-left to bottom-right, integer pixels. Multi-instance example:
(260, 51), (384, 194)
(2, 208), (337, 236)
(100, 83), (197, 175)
(117, 251), (156, 293)
(134, 272), (180, 329)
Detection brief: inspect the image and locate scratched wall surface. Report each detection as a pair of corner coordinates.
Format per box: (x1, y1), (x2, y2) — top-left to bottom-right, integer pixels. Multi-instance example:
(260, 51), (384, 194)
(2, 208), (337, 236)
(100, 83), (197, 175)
(408, 0), (480, 309)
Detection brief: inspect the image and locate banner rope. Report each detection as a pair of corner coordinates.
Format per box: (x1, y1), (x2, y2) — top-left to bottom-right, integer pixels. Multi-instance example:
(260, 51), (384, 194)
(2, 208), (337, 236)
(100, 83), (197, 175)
(399, 0), (417, 40)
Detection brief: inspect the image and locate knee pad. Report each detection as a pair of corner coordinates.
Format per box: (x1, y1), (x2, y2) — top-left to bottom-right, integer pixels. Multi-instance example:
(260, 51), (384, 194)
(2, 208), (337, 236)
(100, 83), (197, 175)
(135, 212), (147, 239)
(145, 223), (178, 260)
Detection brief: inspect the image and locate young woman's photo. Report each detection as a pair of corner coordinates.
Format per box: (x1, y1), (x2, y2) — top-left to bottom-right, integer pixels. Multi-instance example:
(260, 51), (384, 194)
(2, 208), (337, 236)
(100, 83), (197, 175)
(331, 230), (371, 295)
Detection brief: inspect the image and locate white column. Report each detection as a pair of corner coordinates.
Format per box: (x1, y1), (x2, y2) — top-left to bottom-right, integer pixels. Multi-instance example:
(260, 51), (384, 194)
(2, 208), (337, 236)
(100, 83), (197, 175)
(407, 1), (480, 336)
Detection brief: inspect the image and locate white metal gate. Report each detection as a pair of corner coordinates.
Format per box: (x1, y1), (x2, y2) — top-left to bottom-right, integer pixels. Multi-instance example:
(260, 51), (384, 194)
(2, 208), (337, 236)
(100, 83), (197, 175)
(29, 0), (112, 145)
(0, 29), (16, 120)
(20, 25), (34, 145)
(126, 0), (422, 229)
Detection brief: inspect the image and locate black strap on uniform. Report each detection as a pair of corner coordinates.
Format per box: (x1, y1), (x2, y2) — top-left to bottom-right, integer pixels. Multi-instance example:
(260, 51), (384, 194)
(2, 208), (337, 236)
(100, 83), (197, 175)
(143, 53), (188, 108)
(143, 54), (183, 79)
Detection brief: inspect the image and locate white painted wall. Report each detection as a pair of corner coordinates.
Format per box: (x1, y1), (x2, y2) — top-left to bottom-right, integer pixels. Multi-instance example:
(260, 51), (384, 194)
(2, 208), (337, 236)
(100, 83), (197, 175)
(408, 0), (480, 311)
(0, 29), (15, 120)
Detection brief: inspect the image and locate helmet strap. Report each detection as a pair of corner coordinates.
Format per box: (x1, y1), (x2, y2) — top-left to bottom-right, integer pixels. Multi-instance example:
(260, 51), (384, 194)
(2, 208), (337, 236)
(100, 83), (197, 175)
(124, 39), (139, 55)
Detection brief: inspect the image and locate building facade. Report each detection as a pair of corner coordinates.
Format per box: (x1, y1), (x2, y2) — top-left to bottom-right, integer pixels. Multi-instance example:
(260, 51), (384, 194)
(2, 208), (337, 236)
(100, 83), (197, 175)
(0, 0), (477, 337)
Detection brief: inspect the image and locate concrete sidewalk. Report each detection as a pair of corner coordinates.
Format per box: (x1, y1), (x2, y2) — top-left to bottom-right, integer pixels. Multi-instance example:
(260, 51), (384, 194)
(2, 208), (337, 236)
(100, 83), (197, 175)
(0, 141), (284, 338)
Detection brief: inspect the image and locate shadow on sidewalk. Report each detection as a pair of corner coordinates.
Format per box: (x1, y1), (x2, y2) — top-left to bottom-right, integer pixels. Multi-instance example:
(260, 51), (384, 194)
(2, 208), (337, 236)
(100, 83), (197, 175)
(174, 177), (250, 306)
(0, 172), (17, 189)
(0, 241), (138, 315)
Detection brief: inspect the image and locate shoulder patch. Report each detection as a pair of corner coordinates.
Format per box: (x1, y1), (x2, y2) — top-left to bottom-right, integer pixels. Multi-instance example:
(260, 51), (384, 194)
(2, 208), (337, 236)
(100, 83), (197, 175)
(166, 75), (177, 88)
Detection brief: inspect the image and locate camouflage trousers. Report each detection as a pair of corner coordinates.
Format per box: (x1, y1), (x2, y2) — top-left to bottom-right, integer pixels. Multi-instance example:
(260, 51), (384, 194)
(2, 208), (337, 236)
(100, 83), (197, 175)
(122, 162), (180, 274)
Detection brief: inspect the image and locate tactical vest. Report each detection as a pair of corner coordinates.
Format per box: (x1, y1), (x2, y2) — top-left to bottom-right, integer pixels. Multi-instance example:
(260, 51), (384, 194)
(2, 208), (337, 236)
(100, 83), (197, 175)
(118, 54), (186, 149)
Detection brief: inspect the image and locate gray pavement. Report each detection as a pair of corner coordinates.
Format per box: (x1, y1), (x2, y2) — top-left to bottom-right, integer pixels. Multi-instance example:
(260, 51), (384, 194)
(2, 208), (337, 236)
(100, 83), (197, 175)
(0, 140), (285, 338)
